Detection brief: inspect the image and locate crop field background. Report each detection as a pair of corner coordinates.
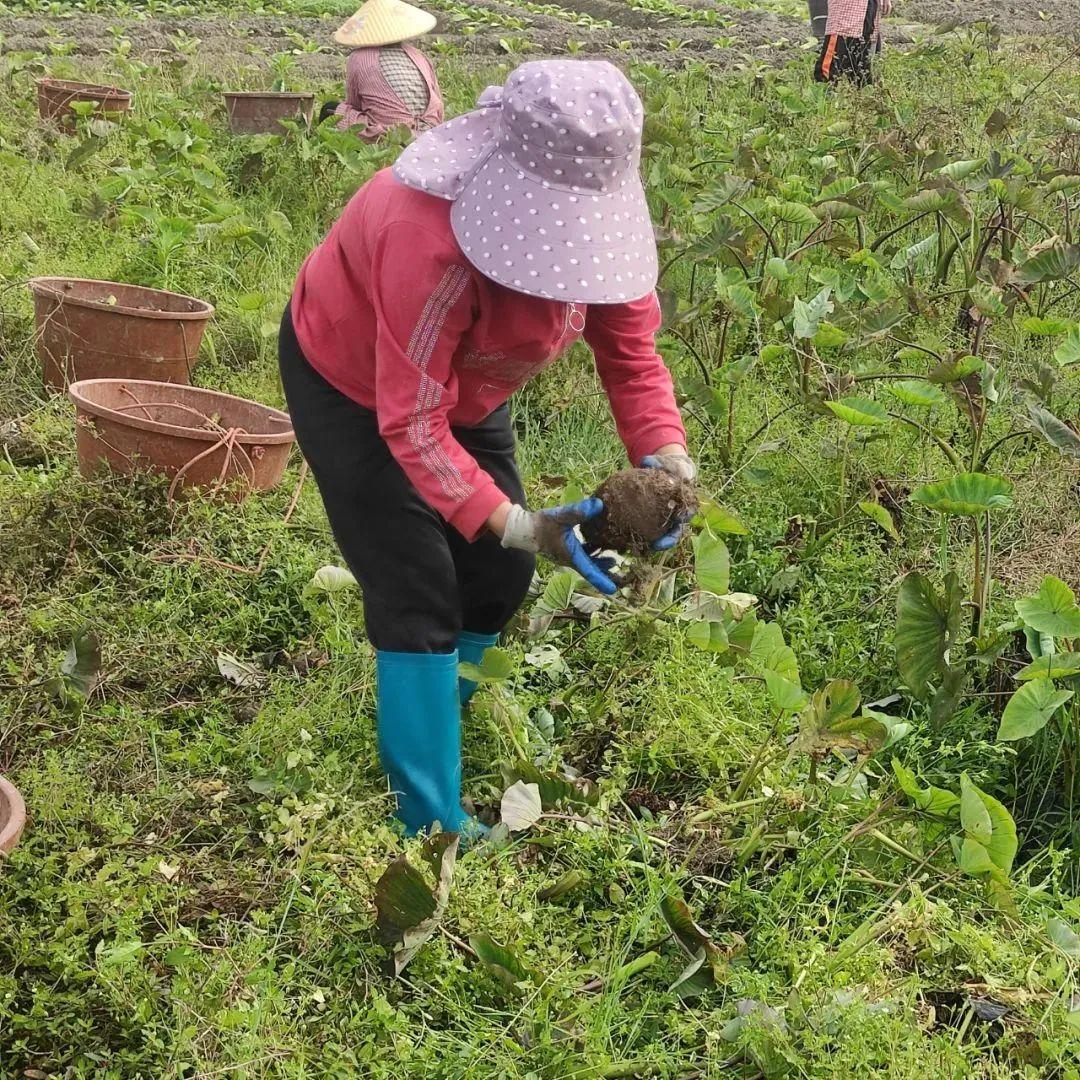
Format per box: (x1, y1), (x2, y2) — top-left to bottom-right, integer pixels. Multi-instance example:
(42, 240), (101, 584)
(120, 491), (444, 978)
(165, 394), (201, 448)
(1, 0), (1080, 1077)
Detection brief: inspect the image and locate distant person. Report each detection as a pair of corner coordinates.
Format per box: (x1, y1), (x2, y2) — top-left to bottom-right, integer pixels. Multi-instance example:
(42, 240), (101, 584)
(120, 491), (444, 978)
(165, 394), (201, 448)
(319, 0), (444, 141)
(815, 0), (891, 85)
(808, 0), (828, 39)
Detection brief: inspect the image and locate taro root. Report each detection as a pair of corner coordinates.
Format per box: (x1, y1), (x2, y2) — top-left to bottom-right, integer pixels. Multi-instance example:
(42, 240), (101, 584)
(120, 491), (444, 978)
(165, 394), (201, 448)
(580, 468), (697, 554)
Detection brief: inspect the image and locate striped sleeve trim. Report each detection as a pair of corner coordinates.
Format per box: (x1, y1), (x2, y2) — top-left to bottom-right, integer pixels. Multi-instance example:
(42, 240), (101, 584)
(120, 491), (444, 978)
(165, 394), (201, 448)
(406, 264), (474, 503)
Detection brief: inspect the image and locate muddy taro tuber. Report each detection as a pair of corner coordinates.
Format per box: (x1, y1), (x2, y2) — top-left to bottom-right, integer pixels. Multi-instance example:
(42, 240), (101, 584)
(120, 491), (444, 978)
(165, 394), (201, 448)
(579, 468), (697, 555)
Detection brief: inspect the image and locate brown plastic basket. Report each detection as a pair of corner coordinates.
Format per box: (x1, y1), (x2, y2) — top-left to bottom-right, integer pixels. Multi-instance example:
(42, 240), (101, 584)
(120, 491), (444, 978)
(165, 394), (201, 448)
(37, 77), (133, 126)
(0, 777), (26, 858)
(223, 91), (315, 134)
(69, 378), (295, 501)
(30, 277), (214, 392)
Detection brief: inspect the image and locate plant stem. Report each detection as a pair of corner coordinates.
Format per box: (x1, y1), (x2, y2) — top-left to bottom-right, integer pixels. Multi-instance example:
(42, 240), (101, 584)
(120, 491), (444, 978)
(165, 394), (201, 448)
(972, 514), (983, 638)
(733, 712), (783, 802)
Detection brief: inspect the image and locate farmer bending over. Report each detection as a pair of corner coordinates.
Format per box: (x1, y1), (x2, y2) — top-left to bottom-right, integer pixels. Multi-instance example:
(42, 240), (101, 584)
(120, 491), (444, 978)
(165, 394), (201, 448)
(815, 0), (891, 85)
(319, 0), (444, 141)
(281, 60), (695, 841)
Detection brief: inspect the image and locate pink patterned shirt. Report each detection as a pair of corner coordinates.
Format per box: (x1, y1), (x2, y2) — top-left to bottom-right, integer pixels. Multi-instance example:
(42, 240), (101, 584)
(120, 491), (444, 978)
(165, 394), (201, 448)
(334, 45), (444, 142)
(825, 0), (882, 39)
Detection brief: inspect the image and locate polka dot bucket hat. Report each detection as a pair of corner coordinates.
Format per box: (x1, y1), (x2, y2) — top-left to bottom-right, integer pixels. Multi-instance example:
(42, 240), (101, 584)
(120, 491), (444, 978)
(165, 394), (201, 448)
(393, 59), (657, 305)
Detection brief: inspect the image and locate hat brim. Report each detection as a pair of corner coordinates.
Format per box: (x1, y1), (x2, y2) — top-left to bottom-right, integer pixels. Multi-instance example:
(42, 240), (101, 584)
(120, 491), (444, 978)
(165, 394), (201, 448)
(392, 105), (501, 200)
(334, 8), (436, 47)
(449, 149), (658, 305)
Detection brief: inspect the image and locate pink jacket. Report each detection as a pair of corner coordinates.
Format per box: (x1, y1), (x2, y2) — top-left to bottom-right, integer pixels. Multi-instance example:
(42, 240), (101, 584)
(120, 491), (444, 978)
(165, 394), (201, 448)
(334, 45), (444, 142)
(291, 170), (686, 541)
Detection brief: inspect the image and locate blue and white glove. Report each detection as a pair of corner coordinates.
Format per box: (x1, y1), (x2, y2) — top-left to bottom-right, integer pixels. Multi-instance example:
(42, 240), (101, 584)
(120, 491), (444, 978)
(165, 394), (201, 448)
(501, 499), (618, 595)
(640, 451), (697, 551)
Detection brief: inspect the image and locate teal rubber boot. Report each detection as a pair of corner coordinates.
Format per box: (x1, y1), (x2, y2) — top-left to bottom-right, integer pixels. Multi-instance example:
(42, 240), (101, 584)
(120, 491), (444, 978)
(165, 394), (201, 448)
(376, 650), (470, 836)
(457, 630), (500, 706)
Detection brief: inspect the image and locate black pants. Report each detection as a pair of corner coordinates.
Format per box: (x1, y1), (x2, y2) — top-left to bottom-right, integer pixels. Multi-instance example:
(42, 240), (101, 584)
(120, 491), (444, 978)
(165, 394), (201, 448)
(814, 0), (878, 85)
(278, 304), (535, 653)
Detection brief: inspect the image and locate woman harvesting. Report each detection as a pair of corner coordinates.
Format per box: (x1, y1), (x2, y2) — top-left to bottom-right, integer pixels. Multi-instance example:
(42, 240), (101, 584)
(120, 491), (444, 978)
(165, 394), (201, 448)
(320, 0), (444, 141)
(281, 60), (695, 841)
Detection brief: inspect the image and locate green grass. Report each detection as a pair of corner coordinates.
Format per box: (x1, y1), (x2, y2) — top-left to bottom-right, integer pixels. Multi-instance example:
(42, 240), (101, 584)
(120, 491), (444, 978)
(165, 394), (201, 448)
(1, 22), (1080, 1080)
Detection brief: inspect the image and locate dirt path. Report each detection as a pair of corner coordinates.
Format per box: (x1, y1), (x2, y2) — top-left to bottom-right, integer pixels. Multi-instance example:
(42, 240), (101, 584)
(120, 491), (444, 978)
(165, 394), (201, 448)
(0, 8), (808, 77)
(901, 0), (1080, 38)
(0, 0), (1073, 84)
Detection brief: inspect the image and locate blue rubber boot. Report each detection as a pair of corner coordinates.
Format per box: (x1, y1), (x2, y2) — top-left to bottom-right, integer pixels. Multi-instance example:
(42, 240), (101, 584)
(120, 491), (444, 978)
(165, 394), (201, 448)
(457, 630), (500, 706)
(376, 650), (471, 836)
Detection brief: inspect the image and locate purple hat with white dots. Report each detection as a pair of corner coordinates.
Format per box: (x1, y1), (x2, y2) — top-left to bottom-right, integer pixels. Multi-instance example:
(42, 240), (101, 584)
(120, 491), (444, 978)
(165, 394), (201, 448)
(393, 59), (657, 305)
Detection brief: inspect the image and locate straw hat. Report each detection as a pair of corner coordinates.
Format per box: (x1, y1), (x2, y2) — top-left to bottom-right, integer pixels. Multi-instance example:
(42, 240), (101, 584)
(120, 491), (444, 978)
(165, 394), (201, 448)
(394, 60), (657, 305)
(334, 0), (437, 47)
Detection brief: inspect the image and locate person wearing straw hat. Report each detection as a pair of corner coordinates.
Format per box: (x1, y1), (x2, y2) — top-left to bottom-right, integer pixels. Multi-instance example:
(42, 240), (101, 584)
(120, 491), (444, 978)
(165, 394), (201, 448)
(319, 0), (444, 141)
(280, 60), (695, 843)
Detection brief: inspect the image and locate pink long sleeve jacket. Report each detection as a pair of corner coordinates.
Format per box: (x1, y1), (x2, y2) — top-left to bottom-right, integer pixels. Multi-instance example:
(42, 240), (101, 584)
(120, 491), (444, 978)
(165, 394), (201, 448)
(291, 169), (686, 541)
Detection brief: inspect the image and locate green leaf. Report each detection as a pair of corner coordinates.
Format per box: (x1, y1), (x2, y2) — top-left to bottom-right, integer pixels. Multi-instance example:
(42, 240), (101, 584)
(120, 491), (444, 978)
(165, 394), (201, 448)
(825, 396), (890, 426)
(763, 669), (809, 712)
(1045, 174), (1080, 194)
(236, 291), (268, 312)
(306, 565), (357, 594)
(765, 256), (792, 280)
(890, 232), (937, 271)
(895, 572), (962, 700)
(1025, 402), (1080, 458)
(98, 940), (144, 967)
(766, 198), (818, 227)
(1047, 917), (1080, 958)
(911, 473), (1013, 516)
(927, 354), (983, 384)
(500, 780), (543, 831)
(470, 932), (537, 994)
(816, 198), (866, 220)
(795, 680), (887, 758)
(660, 893), (725, 997)
(812, 322), (849, 349)
(1021, 316), (1071, 336)
(960, 774), (992, 844)
(540, 570), (575, 612)
(998, 678), (1074, 741)
(58, 625), (102, 700)
(695, 499), (748, 535)
(374, 834), (459, 975)
(686, 619), (729, 653)
(1015, 653), (1080, 680)
(693, 173), (752, 213)
(857, 501), (899, 540)
(1016, 576), (1080, 637)
(500, 760), (598, 810)
(458, 646), (515, 685)
(938, 158), (984, 181)
(892, 759), (960, 817)
(537, 869), (587, 902)
(1015, 239), (1080, 285)
(1053, 325), (1080, 367)
(885, 379), (949, 407)
(693, 532), (730, 595)
(958, 837), (996, 875)
(792, 287), (833, 339)
(958, 775), (1016, 875)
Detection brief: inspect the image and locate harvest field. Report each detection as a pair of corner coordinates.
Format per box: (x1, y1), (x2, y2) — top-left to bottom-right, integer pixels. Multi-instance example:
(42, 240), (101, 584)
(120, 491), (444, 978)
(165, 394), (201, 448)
(2, 0), (1080, 1075)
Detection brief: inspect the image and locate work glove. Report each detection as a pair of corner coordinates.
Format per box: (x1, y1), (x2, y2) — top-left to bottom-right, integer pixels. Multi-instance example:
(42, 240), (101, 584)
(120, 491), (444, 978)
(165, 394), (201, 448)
(318, 100), (342, 123)
(501, 499), (618, 595)
(640, 451), (697, 551)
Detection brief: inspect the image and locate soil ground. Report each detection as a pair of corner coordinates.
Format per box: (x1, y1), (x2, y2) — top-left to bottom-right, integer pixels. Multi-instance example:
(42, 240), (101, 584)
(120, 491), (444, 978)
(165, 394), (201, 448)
(1, 0), (1076, 82)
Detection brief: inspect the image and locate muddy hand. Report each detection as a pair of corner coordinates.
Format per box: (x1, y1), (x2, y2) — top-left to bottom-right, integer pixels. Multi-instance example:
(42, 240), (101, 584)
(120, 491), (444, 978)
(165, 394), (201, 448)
(641, 453), (697, 551)
(501, 499), (618, 595)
